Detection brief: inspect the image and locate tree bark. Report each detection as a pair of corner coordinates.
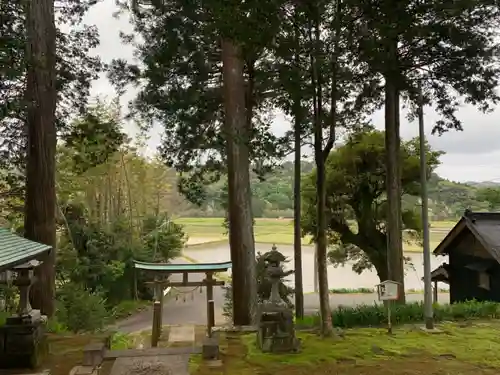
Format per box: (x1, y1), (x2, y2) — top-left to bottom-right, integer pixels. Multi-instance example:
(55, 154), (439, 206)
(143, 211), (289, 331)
(310, 12), (333, 335)
(292, 11), (304, 319)
(222, 39), (257, 326)
(24, 0), (57, 317)
(293, 102), (304, 319)
(384, 76), (406, 303)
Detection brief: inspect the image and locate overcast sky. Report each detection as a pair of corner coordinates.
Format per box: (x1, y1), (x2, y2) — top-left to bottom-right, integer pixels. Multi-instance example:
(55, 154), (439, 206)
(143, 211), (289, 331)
(84, 0), (500, 183)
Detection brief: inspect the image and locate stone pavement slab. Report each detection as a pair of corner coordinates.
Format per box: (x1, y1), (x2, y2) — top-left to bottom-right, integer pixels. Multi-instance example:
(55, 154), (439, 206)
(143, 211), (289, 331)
(110, 355), (189, 375)
(168, 325), (195, 343)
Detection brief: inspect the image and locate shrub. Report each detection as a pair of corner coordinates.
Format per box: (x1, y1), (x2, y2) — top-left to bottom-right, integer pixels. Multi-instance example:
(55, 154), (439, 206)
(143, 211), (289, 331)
(0, 311), (8, 326)
(56, 283), (109, 333)
(45, 317), (68, 334)
(330, 287), (375, 294)
(110, 332), (134, 350)
(111, 300), (150, 320)
(298, 300), (500, 329)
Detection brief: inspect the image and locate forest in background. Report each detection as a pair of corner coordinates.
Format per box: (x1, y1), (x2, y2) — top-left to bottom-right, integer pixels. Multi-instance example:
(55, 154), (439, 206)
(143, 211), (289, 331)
(189, 164), (497, 220)
(2, 133), (494, 228)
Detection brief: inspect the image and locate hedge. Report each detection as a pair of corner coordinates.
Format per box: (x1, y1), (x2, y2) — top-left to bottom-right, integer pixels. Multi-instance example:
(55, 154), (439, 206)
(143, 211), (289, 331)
(298, 300), (500, 329)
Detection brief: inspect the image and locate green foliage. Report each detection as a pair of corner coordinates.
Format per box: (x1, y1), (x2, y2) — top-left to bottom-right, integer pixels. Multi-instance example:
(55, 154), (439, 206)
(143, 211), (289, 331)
(45, 317), (68, 334)
(298, 300), (500, 329)
(0, 285), (18, 312)
(301, 130), (442, 280)
(62, 101), (126, 174)
(0, 0), (102, 198)
(110, 332), (134, 350)
(0, 311), (8, 326)
(164, 161), (491, 220)
(348, 0), (500, 132)
(330, 288), (375, 294)
(223, 249), (294, 319)
(110, 0), (289, 204)
(58, 210), (185, 304)
(476, 187), (500, 210)
(55, 283), (109, 333)
(141, 213), (184, 261)
(111, 300), (150, 320)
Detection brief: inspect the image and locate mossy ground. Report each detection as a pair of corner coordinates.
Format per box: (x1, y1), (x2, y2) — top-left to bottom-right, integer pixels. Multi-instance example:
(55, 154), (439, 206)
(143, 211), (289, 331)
(43, 333), (110, 375)
(190, 321), (500, 375)
(42, 320), (500, 375)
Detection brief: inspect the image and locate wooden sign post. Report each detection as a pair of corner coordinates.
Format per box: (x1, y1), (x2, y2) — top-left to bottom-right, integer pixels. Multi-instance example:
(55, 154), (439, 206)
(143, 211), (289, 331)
(376, 280), (401, 334)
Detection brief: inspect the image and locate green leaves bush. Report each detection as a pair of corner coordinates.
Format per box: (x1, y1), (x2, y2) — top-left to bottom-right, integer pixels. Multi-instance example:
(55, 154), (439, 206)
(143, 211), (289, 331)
(55, 283), (108, 333)
(298, 300), (500, 329)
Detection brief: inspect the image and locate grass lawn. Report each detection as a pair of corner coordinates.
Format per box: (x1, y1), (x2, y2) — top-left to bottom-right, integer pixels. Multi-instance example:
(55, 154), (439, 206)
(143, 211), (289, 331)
(44, 332), (112, 375)
(191, 321), (500, 375)
(175, 217), (453, 252)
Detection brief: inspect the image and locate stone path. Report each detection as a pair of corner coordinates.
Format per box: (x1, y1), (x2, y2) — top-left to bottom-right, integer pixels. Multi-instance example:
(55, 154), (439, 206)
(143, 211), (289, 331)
(110, 355), (190, 375)
(108, 326), (197, 375)
(168, 325), (195, 343)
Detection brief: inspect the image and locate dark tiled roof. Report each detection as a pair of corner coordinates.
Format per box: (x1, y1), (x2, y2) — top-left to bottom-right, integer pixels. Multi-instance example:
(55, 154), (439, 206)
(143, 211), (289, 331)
(465, 211), (500, 261)
(428, 263), (450, 283)
(434, 210), (500, 263)
(0, 228), (51, 272)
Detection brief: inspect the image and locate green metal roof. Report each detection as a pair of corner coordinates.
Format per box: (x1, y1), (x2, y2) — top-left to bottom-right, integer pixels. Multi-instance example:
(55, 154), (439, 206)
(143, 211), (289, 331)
(0, 228), (52, 271)
(133, 260), (232, 273)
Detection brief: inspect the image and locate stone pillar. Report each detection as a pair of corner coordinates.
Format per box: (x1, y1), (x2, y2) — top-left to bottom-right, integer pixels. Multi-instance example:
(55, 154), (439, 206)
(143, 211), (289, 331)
(16, 268), (34, 316)
(205, 272), (215, 337)
(151, 301), (162, 347)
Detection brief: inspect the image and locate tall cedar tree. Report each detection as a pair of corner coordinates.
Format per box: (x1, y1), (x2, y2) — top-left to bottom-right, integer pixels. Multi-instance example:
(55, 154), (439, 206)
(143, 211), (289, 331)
(303, 0), (372, 336)
(267, 0), (374, 333)
(221, 39), (257, 324)
(111, 0), (286, 325)
(264, 5), (312, 319)
(24, 0), (57, 316)
(1, 0), (102, 314)
(0, 0), (102, 216)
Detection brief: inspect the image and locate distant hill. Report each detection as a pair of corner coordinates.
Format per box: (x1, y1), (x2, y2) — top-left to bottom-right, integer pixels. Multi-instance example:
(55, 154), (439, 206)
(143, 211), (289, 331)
(465, 181), (500, 188)
(178, 162), (490, 220)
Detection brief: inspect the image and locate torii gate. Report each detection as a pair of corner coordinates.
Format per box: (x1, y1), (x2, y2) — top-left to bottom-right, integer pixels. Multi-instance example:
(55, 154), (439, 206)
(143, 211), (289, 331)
(133, 260), (232, 347)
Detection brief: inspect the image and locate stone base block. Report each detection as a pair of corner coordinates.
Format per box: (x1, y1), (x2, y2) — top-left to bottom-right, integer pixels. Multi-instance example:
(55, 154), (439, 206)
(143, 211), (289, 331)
(0, 321), (47, 369)
(202, 337), (219, 360)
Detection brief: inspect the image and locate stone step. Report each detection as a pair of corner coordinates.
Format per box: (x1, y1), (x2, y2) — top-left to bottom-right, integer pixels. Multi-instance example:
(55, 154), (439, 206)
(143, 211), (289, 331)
(168, 325), (195, 343)
(104, 346), (201, 359)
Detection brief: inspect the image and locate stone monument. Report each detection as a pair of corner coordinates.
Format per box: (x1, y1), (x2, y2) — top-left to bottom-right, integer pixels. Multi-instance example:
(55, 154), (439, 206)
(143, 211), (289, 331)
(0, 260), (48, 369)
(256, 245), (300, 353)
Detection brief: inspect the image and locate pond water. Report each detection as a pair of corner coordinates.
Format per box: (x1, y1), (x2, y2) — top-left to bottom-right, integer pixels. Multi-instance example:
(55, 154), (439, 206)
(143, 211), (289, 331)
(184, 242), (449, 293)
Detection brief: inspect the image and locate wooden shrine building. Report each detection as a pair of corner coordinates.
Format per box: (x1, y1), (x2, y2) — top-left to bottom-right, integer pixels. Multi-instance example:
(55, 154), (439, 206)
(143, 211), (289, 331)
(432, 210), (500, 304)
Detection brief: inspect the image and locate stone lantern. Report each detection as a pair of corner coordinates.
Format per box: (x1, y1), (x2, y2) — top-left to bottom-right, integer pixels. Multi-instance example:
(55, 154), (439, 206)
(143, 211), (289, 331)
(256, 245), (300, 353)
(12, 260), (39, 319)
